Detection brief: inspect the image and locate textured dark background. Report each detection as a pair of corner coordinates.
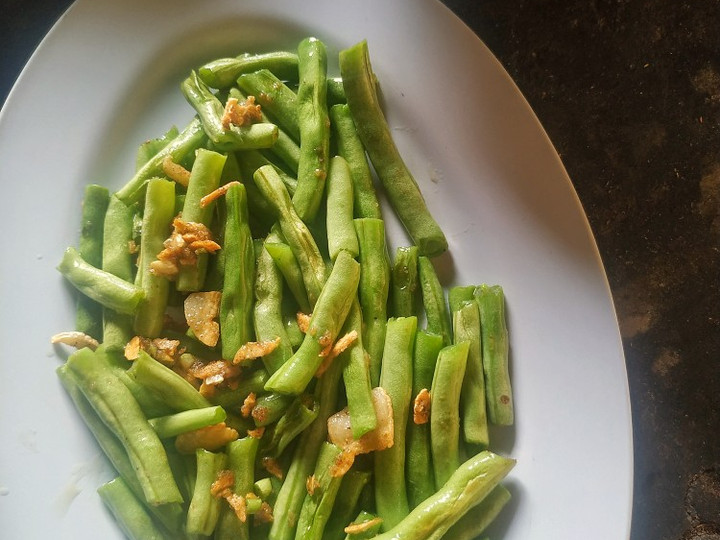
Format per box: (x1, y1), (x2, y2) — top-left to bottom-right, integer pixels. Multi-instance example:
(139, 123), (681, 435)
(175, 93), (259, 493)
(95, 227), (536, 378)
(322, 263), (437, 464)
(2, 1), (719, 539)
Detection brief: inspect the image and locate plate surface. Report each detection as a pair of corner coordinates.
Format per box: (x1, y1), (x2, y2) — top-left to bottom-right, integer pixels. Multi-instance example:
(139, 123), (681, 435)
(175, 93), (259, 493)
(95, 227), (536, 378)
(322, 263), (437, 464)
(0, 0), (632, 538)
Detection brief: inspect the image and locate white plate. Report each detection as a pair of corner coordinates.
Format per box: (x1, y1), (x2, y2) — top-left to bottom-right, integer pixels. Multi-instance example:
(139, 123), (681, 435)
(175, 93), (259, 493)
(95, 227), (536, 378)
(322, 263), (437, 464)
(0, 0), (633, 538)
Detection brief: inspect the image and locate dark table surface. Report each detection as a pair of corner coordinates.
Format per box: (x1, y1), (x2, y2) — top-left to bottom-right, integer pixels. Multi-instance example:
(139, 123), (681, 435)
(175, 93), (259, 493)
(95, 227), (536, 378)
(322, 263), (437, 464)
(2, 1), (718, 539)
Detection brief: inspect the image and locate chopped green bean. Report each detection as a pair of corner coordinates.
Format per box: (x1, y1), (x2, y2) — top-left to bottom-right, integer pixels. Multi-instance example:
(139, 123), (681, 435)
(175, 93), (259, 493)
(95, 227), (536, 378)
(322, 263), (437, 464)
(199, 51), (299, 89)
(97, 478), (166, 540)
(391, 246), (419, 318)
(326, 156), (359, 260)
(418, 256), (452, 346)
(148, 406), (226, 438)
(444, 484), (512, 540)
(186, 449), (226, 536)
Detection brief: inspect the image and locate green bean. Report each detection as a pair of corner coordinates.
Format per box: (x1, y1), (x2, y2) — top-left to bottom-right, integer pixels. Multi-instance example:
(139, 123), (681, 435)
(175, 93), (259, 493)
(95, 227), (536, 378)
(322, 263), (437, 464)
(294, 442), (344, 540)
(220, 182), (256, 359)
(66, 348), (183, 505)
(215, 437), (260, 540)
(261, 396), (319, 458)
(176, 148), (226, 291)
(254, 232), (294, 374)
(268, 359), (343, 540)
(252, 392), (294, 427)
(254, 477), (274, 500)
(453, 301), (489, 448)
(418, 256), (452, 346)
(431, 341), (469, 489)
(340, 299), (377, 438)
(102, 195), (136, 350)
(323, 470), (372, 540)
(97, 478), (166, 540)
(253, 165), (326, 307)
(292, 37), (330, 222)
(406, 330), (443, 509)
(237, 147), (298, 196)
(237, 69), (300, 141)
(448, 285), (476, 314)
(344, 511), (383, 539)
(135, 126), (179, 171)
(475, 284), (514, 426)
(116, 118), (206, 204)
(264, 250), (360, 395)
(76, 184), (110, 339)
(326, 156), (359, 260)
(339, 40), (447, 256)
(127, 350), (211, 411)
(57, 364), (185, 535)
(391, 246), (419, 318)
(329, 104), (381, 219)
(199, 51), (299, 89)
(372, 451), (515, 540)
(354, 218), (390, 387)
(133, 178), (175, 337)
(443, 484), (512, 540)
(57, 247), (144, 315)
(326, 77), (346, 106)
(264, 240), (311, 314)
(375, 316), (417, 530)
(186, 448), (226, 536)
(181, 71), (278, 151)
(148, 406), (226, 438)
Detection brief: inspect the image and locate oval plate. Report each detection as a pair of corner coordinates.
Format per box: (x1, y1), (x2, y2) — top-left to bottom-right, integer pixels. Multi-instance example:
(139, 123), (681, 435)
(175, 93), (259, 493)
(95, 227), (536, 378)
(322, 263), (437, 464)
(0, 0), (632, 538)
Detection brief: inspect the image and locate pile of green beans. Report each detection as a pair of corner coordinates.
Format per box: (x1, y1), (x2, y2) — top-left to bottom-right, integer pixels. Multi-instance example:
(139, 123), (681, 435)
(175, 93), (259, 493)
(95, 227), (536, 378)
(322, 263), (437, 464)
(54, 37), (517, 540)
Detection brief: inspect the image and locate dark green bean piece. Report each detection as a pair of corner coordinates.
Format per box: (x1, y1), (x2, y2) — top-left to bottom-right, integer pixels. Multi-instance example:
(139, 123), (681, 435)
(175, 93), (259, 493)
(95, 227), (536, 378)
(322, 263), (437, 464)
(116, 119), (206, 204)
(339, 40), (447, 256)
(199, 51), (299, 89)
(326, 77), (346, 106)
(340, 299), (377, 438)
(265, 240), (311, 314)
(133, 178), (175, 337)
(254, 233), (294, 374)
(253, 164), (326, 306)
(323, 470), (372, 540)
(261, 396), (319, 458)
(391, 246), (419, 318)
(76, 184), (109, 339)
(268, 360), (343, 540)
(344, 511), (383, 539)
(252, 392), (294, 427)
(215, 437), (260, 540)
(237, 69), (300, 141)
(186, 449), (226, 536)
(448, 285), (476, 314)
(292, 37), (330, 222)
(444, 484), (512, 540)
(102, 195), (136, 350)
(148, 406), (226, 438)
(135, 126), (179, 171)
(375, 316), (417, 530)
(220, 182), (256, 359)
(453, 301), (489, 447)
(475, 284), (514, 426)
(329, 104), (381, 219)
(418, 256), (452, 346)
(97, 478), (166, 540)
(57, 364), (185, 535)
(237, 148), (298, 196)
(177, 148), (226, 291)
(406, 330), (443, 509)
(57, 247), (144, 315)
(294, 442), (344, 540)
(354, 218), (390, 387)
(372, 451), (515, 540)
(431, 341), (469, 489)
(264, 250), (360, 395)
(181, 71), (278, 151)
(127, 350), (211, 411)
(66, 348), (183, 505)
(326, 156), (359, 260)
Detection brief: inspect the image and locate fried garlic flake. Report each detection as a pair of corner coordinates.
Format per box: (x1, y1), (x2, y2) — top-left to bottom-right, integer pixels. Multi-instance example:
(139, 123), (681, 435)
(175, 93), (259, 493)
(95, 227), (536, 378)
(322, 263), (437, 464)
(50, 331), (99, 351)
(315, 330), (358, 377)
(344, 517), (383, 535)
(188, 359), (241, 387)
(161, 155), (191, 187)
(124, 335), (182, 365)
(241, 392), (257, 418)
(184, 291), (221, 347)
(151, 217), (221, 279)
(200, 181), (241, 208)
(175, 422), (239, 454)
(296, 312), (311, 334)
(232, 337), (281, 365)
(255, 502), (274, 524)
(211, 470), (235, 498)
(221, 96), (263, 129)
(413, 388), (431, 425)
(305, 475), (320, 495)
(262, 457), (284, 480)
